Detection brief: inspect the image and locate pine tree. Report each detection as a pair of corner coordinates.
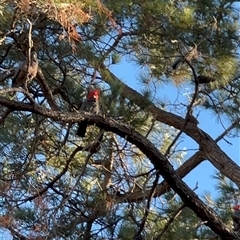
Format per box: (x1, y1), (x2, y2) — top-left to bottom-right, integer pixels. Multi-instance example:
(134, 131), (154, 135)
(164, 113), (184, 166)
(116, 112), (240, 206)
(0, 0), (239, 239)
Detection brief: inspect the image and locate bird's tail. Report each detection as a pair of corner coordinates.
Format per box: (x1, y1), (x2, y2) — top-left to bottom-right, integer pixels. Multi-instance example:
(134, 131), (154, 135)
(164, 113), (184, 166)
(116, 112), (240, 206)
(171, 57), (182, 70)
(76, 121), (88, 137)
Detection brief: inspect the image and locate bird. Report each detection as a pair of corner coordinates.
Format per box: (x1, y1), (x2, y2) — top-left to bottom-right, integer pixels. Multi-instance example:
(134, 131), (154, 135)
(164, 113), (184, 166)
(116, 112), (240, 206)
(171, 43), (200, 70)
(11, 51), (38, 89)
(197, 75), (216, 84)
(76, 87), (100, 137)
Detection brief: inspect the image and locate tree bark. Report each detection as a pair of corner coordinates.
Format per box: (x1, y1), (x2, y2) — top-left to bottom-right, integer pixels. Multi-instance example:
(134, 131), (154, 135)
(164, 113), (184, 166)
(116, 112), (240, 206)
(0, 98), (238, 239)
(95, 65), (240, 188)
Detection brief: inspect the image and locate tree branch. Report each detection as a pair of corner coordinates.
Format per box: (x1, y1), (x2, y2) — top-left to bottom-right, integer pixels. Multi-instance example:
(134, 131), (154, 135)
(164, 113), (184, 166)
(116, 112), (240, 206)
(0, 98), (237, 238)
(36, 68), (60, 111)
(124, 151), (205, 202)
(156, 203), (186, 239)
(94, 65), (240, 188)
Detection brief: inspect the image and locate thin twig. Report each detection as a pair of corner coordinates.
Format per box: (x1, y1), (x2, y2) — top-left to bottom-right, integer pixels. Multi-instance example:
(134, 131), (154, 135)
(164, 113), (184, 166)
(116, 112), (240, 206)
(134, 172), (160, 239)
(165, 60), (199, 157)
(156, 204), (186, 239)
(25, 19), (33, 90)
(215, 118), (240, 143)
(155, 184), (198, 239)
(177, 221), (208, 240)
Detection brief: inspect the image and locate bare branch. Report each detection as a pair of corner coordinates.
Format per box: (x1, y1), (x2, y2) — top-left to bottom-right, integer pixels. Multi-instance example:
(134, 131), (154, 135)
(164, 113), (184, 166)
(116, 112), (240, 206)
(0, 98), (237, 238)
(156, 203), (186, 239)
(94, 65), (240, 188)
(215, 118), (240, 143)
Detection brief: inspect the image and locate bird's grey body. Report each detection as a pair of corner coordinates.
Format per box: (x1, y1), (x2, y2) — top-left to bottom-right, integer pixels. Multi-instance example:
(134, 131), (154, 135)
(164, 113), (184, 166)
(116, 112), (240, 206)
(80, 98), (99, 114)
(12, 51), (38, 88)
(76, 97), (99, 137)
(171, 43), (199, 70)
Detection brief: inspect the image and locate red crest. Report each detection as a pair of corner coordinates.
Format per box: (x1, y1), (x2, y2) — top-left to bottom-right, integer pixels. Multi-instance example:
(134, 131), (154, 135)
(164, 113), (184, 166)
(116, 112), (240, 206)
(87, 89), (100, 100)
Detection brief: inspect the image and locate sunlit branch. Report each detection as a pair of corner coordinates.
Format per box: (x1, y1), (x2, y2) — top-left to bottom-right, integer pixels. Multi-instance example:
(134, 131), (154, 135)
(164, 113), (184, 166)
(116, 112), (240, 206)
(0, 97), (237, 238)
(215, 118), (240, 143)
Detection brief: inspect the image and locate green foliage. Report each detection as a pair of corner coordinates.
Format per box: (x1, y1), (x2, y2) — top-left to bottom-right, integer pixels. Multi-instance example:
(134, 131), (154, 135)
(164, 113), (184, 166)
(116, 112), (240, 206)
(118, 223), (138, 239)
(14, 208), (36, 223)
(0, 0), (239, 239)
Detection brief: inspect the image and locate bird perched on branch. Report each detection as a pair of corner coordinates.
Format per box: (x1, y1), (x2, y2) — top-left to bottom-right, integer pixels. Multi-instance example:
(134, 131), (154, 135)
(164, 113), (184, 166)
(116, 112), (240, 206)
(171, 41), (200, 70)
(197, 75), (216, 84)
(232, 204), (240, 234)
(76, 86), (100, 137)
(12, 51), (38, 88)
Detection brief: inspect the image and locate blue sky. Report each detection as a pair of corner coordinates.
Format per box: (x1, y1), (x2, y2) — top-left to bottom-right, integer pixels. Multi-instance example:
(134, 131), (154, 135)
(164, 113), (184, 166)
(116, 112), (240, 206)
(2, 37), (239, 240)
(110, 57), (240, 199)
